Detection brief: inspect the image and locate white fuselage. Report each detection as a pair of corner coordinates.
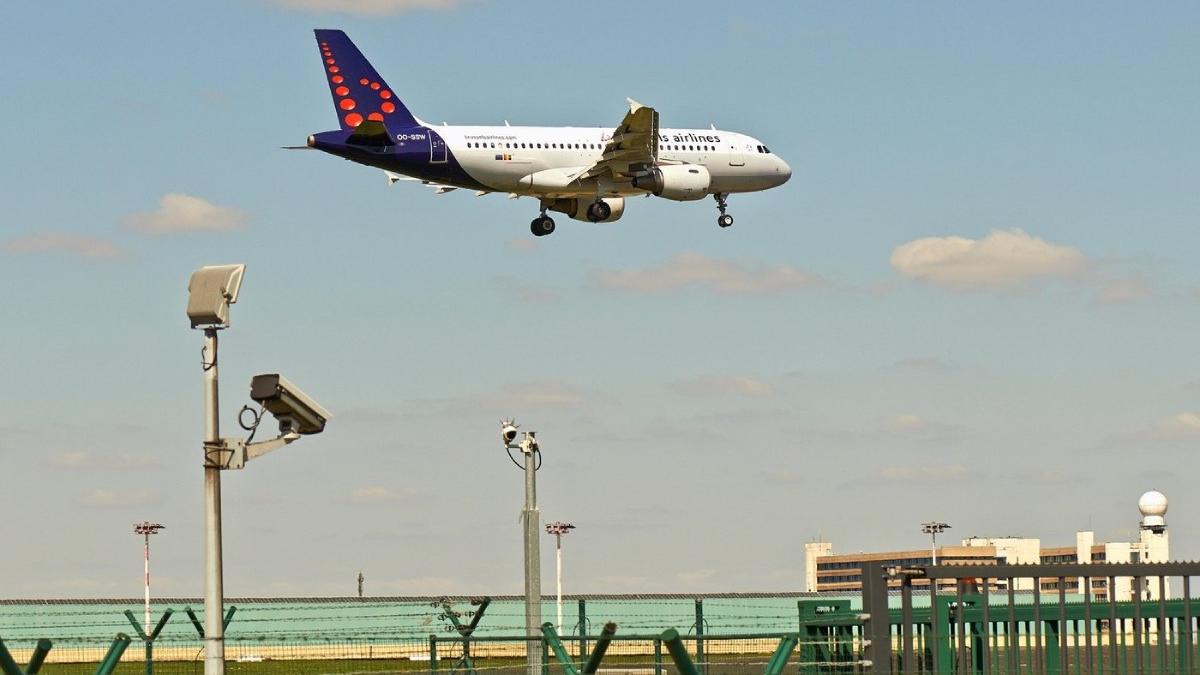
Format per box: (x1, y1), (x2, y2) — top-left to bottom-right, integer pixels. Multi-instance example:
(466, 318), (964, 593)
(431, 125), (790, 198)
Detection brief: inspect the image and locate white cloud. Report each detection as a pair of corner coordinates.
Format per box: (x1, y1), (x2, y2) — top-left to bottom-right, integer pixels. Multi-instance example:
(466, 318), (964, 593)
(1093, 278), (1153, 305)
(880, 465), (968, 481)
(1156, 412), (1200, 438)
(351, 486), (413, 503)
(676, 568), (717, 586)
(892, 357), (952, 371)
(890, 229), (1086, 290)
(887, 414), (927, 431)
(506, 238), (539, 253)
(2, 232), (121, 259)
(78, 489), (156, 507)
(597, 251), (825, 295)
(122, 193), (246, 234)
(51, 451), (158, 468)
(271, 0), (459, 16)
(669, 375), (776, 398)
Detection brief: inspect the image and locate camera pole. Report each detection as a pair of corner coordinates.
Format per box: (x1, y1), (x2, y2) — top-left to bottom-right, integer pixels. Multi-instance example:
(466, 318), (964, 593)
(202, 327), (226, 675)
(522, 434), (542, 675)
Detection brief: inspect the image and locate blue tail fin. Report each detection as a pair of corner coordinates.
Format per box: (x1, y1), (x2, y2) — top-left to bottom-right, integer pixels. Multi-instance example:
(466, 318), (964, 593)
(314, 29), (420, 130)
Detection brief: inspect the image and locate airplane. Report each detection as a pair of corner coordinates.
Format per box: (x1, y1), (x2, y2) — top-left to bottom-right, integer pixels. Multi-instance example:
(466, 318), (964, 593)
(300, 29), (791, 237)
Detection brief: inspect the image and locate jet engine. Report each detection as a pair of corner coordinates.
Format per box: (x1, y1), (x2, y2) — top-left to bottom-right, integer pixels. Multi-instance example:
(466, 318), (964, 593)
(545, 197), (625, 223)
(631, 164), (712, 201)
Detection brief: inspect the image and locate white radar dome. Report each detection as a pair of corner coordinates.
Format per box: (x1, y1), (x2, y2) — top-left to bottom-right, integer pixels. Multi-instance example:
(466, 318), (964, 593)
(1138, 490), (1168, 530)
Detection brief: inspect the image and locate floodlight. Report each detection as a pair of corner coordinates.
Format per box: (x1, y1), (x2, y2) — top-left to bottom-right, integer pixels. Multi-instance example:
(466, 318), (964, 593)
(186, 264), (246, 328)
(249, 373), (331, 435)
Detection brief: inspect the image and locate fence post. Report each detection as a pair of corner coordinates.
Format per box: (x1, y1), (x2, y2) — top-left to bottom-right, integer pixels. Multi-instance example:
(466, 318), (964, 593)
(582, 622), (616, 675)
(653, 638), (663, 675)
(577, 599), (588, 663)
(694, 599), (705, 675)
(94, 634), (132, 675)
(429, 634), (437, 675)
(861, 562), (891, 674)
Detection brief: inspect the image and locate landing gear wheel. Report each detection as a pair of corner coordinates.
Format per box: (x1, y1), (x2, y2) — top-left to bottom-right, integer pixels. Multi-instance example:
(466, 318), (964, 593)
(586, 200), (612, 222)
(713, 193), (733, 228)
(530, 216), (556, 237)
(718, 213), (734, 228)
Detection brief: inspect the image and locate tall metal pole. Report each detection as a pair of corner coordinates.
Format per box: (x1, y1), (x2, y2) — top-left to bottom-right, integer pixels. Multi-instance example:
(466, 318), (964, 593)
(523, 442), (541, 675)
(555, 533), (563, 633)
(202, 328), (226, 675)
(931, 530), (937, 566)
(143, 531), (152, 633)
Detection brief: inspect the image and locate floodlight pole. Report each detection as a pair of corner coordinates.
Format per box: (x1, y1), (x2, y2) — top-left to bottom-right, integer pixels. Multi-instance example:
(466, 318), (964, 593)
(202, 327), (226, 675)
(922, 521), (950, 566)
(545, 522), (575, 633)
(134, 522), (165, 634)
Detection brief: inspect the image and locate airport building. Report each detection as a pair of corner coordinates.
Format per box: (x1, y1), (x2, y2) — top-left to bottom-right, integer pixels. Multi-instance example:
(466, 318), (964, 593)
(804, 491), (1171, 600)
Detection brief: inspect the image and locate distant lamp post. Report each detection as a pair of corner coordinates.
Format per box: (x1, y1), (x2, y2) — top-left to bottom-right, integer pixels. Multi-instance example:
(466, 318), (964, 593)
(922, 521), (951, 565)
(133, 522), (166, 633)
(545, 521), (576, 633)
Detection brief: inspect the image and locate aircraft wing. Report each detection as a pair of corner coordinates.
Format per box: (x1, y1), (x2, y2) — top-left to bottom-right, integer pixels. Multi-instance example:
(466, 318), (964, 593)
(581, 99), (659, 180)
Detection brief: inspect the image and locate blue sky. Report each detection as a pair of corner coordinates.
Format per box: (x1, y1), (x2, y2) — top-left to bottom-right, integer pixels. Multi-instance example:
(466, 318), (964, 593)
(1, 1), (1198, 598)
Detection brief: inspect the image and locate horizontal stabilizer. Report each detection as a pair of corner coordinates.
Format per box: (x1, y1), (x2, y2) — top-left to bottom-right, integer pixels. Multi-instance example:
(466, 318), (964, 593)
(346, 120), (394, 147)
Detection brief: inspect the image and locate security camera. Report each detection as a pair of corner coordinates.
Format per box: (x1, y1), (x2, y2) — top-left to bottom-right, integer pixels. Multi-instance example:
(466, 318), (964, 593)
(250, 374), (331, 435)
(501, 419), (519, 445)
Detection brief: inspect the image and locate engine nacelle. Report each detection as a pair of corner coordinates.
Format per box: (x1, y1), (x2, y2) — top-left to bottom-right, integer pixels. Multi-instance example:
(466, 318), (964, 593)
(545, 197), (625, 223)
(631, 164), (712, 201)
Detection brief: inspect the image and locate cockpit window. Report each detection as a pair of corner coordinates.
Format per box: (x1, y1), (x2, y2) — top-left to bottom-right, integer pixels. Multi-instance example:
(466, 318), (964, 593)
(762, 146), (771, 153)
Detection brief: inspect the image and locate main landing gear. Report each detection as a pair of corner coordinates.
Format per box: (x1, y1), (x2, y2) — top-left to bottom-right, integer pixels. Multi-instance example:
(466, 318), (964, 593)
(530, 211), (556, 237)
(714, 193), (734, 228)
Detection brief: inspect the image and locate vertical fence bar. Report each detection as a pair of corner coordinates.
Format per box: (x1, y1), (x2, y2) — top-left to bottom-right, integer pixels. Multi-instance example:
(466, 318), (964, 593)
(1133, 575), (1143, 675)
(577, 600), (588, 664)
(694, 599), (705, 675)
(930, 579), (941, 675)
(429, 634), (437, 675)
(982, 578), (991, 675)
(1184, 576), (1194, 675)
(1058, 578), (1067, 675)
(1158, 576), (1168, 674)
(1083, 579), (1093, 675)
(1033, 580), (1043, 675)
(1008, 580), (1017, 675)
(902, 576), (915, 675)
(956, 581), (967, 675)
(1108, 576), (1118, 675)
(654, 638), (663, 675)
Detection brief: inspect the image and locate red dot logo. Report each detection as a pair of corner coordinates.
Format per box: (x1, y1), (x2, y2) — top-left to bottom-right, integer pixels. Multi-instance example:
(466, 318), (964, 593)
(325, 58), (335, 65)
(370, 82), (381, 90)
(345, 113), (364, 127)
(368, 112), (384, 122)
(335, 86), (349, 96)
(380, 90), (392, 100)
(331, 75), (344, 84)
(328, 66), (340, 73)
(360, 78), (369, 85)
(381, 102), (396, 114)
(339, 98), (357, 111)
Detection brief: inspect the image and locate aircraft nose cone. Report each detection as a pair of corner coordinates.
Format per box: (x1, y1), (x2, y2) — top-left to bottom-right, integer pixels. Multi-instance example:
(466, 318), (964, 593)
(776, 158), (792, 185)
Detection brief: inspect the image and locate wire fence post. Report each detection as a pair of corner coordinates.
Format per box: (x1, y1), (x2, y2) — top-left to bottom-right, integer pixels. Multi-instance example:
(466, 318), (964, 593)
(429, 634), (437, 675)
(577, 599), (588, 663)
(694, 599), (705, 675)
(653, 638), (663, 675)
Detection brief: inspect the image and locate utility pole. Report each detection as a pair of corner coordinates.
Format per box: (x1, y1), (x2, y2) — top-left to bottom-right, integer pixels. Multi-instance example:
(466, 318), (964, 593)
(357, 571), (364, 599)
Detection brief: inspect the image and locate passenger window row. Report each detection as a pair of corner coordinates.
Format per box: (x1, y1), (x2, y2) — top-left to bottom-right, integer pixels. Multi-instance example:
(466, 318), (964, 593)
(463, 141), (719, 152)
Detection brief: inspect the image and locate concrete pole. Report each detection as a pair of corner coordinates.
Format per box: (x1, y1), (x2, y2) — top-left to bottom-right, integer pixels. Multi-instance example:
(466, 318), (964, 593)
(143, 532), (152, 634)
(555, 533), (563, 634)
(202, 328), (226, 675)
(931, 531), (937, 566)
(523, 443), (542, 675)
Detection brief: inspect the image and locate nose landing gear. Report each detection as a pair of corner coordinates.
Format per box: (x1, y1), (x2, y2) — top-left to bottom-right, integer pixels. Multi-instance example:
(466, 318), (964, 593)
(714, 193), (733, 228)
